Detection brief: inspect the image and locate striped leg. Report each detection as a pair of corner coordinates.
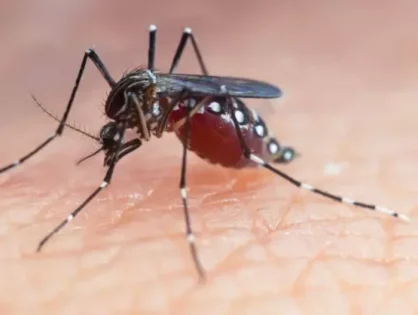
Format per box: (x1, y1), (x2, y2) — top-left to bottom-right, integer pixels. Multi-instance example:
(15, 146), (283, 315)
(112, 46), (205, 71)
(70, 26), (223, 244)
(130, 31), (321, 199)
(221, 87), (410, 222)
(146, 25), (206, 278)
(36, 108), (138, 251)
(168, 26), (208, 75)
(179, 97), (205, 280)
(0, 49), (115, 174)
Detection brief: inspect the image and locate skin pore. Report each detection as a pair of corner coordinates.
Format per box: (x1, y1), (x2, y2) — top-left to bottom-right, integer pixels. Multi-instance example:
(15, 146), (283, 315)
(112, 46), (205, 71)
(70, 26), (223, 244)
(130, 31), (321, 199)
(1, 1), (418, 314)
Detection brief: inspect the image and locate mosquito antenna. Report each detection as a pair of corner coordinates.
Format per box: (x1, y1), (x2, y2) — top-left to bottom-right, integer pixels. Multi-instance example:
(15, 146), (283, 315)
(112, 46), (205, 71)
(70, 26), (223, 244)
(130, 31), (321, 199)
(31, 94), (100, 142)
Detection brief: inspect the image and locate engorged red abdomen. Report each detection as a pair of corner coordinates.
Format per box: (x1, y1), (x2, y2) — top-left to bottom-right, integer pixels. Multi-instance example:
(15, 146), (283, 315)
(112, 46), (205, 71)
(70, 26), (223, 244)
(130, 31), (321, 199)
(167, 97), (270, 169)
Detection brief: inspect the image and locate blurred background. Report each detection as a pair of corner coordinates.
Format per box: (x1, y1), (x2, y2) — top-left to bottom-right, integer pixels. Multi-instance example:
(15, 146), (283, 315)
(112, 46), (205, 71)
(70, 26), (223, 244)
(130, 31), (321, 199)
(1, 0), (417, 167)
(1, 0), (418, 314)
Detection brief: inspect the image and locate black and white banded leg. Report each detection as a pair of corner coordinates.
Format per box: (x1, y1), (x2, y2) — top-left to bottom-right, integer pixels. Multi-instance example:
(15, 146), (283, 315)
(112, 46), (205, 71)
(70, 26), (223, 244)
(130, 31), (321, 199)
(179, 97), (205, 280)
(36, 118), (138, 251)
(163, 25), (299, 166)
(37, 95), (141, 252)
(221, 86), (410, 222)
(169, 26), (208, 75)
(146, 24), (207, 75)
(0, 49), (115, 174)
(148, 24), (157, 71)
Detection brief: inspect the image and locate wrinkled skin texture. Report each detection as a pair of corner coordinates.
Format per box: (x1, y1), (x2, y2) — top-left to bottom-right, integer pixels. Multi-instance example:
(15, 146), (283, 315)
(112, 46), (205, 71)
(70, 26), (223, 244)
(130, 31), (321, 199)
(1, 1), (418, 314)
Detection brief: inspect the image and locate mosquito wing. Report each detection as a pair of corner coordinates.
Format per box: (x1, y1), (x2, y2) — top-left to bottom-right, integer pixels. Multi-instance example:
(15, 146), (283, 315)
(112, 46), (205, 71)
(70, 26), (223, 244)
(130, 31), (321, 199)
(156, 73), (282, 99)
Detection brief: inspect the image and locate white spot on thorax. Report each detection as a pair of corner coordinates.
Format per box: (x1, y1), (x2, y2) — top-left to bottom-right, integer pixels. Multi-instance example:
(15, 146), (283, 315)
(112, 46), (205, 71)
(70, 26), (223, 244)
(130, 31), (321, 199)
(146, 70), (157, 83)
(152, 101), (161, 116)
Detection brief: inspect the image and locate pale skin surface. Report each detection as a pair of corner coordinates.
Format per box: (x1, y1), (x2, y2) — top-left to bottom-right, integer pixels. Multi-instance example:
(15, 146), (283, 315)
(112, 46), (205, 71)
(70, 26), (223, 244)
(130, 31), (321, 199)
(0, 0), (418, 314)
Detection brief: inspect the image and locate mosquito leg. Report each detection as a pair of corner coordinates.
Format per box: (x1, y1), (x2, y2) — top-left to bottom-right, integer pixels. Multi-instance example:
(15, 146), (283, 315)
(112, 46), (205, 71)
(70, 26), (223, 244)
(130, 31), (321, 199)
(148, 24), (157, 71)
(37, 120), (130, 252)
(166, 27), (299, 165)
(0, 49), (115, 174)
(221, 87), (410, 222)
(178, 97), (205, 280)
(116, 139), (142, 162)
(169, 27), (208, 75)
(156, 89), (189, 137)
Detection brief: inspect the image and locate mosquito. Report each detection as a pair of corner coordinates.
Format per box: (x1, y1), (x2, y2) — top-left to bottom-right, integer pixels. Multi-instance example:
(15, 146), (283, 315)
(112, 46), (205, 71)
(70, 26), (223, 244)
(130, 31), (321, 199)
(1, 25), (410, 280)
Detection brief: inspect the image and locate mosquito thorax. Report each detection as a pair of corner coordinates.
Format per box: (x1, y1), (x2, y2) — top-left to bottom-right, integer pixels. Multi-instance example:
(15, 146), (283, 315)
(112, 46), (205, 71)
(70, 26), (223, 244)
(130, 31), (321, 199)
(105, 68), (156, 120)
(103, 68), (170, 141)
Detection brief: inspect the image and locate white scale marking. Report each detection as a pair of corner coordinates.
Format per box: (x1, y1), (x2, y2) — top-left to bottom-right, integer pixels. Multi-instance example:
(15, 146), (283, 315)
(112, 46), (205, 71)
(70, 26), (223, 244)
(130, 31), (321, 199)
(146, 70), (157, 83)
(268, 142), (279, 154)
(399, 214), (412, 223)
(250, 154), (265, 165)
(187, 233), (195, 243)
(248, 150), (411, 222)
(208, 101), (221, 113)
(283, 150), (294, 161)
(342, 197), (355, 204)
(180, 187), (187, 199)
(254, 125), (265, 137)
(234, 110), (245, 123)
(376, 206), (394, 215)
(100, 181), (108, 188)
(152, 102), (161, 116)
(301, 183), (314, 191)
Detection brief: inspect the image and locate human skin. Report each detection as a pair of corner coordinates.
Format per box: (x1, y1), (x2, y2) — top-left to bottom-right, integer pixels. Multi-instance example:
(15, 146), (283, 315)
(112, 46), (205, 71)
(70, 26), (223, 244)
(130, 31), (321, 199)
(0, 0), (418, 314)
